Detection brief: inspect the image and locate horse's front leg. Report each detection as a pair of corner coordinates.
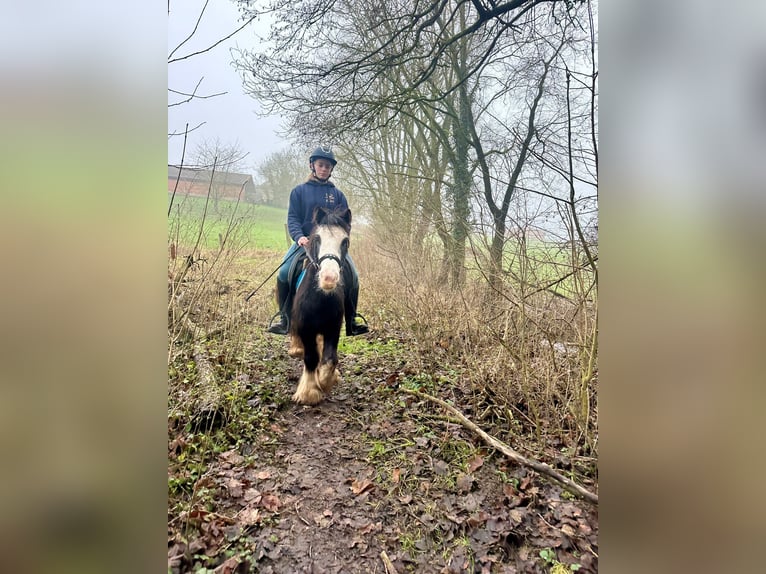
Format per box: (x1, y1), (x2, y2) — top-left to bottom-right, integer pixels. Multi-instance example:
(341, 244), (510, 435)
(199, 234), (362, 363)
(287, 332), (304, 358)
(317, 329), (341, 394)
(292, 332), (324, 405)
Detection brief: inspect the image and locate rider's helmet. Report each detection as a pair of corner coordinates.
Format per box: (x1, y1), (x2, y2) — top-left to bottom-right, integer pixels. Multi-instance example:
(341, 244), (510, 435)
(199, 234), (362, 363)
(309, 146), (337, 167)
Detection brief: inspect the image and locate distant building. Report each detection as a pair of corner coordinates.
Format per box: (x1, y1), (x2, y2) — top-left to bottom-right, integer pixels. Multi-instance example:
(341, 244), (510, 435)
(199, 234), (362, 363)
(168, 165), (257, 202)
(504, 227), (549, 242)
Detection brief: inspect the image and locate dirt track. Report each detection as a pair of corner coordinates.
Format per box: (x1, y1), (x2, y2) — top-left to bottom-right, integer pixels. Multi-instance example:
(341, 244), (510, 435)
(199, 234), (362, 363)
(168, 332), (598, 573)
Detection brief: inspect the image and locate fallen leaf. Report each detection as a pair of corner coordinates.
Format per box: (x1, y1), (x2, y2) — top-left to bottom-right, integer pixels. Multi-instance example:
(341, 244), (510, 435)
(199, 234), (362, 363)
(214, 556), (240, 574)
(255, 470), (271, 480)
(351, 478), (375, 496)
(525, 486), (540, 499)
(260, 493), (280, 512)
(433, 460), (450, 476)
(466, 511), (489, 528)
(225, 478), (244, 498)
(220, 449), (244, 466)
(187, 537), (207, 554)
(460, 493), (480, 513)
(456, 473), (474, 492)
(486, 517), (504, 532)
(467, 454), (484, 473)
(359, 521), (380, 535)
(392, 468), (401, 483)
(237, 507), (261, 525)
(445, 512), (464, 524)
(509, 508), (525, 525)
(243, 488), (261, 502)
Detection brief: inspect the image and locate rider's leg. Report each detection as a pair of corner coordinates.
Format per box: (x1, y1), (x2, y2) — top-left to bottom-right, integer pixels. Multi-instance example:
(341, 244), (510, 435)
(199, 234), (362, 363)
(267, 244), (300, 335)
(344, 254), (369, 336)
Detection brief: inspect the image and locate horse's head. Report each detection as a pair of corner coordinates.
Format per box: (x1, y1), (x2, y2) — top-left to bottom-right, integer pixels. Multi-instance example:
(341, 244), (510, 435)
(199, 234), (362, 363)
(309, 207), (352, 292)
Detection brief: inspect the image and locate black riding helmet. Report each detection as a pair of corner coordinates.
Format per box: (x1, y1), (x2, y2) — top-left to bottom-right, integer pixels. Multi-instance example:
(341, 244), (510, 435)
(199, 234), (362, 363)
(309, 146), (337, 167)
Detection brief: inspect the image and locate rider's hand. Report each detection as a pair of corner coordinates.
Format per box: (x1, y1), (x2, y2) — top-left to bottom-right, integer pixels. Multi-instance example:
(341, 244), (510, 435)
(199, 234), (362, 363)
(297, 236), (309, 247)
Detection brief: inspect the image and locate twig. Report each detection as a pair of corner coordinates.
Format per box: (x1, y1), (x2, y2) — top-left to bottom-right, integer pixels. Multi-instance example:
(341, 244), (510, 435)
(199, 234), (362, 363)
(168, 77), (227, 106)
(168, 0), (211, 61)
(402, 388), (598, 505)
(168, 123), (189, 217)
(168, 121), (206, 137)
(295, 502), (311, 526)
(380, 550), (398, 574)
(168, 14), (258, 64)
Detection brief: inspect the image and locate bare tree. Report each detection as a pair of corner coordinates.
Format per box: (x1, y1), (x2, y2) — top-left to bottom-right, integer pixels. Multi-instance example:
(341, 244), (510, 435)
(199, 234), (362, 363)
(233, 0), (594, 288)
(234, 0), (586, 132)
(187, 138), (250, 210)
(254, 149), (306, 208)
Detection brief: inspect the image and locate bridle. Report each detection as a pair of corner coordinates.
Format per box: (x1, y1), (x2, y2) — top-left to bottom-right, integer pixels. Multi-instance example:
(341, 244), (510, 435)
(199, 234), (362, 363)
(303, 245), (344, 270)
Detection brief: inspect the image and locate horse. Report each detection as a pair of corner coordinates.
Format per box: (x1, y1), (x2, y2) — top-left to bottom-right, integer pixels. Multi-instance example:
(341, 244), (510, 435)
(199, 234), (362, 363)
(288, 206), (352, 405)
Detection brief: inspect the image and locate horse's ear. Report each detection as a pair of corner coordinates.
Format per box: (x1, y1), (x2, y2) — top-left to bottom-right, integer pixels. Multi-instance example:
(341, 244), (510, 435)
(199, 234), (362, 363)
(342, 208), (352, 226)
(314, 206), (329, 225)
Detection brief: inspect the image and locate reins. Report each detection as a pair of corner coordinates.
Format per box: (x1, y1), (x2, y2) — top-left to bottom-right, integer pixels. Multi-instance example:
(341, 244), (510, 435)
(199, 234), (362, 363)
(244, 244), (344, 303)
(244, 248), (300, 302)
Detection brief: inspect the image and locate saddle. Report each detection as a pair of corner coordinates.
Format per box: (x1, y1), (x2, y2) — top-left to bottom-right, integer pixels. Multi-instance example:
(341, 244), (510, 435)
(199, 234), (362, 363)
(267, 249), (369, 335)
(284, 248), (309, 317)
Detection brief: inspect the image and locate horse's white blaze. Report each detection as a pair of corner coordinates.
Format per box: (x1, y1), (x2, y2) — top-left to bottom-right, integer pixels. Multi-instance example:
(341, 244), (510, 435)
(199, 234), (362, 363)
(315, 225), (347, 291)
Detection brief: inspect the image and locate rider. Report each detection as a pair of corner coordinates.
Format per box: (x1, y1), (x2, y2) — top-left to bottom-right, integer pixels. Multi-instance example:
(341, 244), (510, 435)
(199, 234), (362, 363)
(267, 146), (369, 336)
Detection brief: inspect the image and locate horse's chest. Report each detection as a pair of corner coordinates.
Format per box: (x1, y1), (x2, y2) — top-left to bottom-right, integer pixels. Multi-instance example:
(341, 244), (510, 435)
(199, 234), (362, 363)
(295, 282), (344, 327)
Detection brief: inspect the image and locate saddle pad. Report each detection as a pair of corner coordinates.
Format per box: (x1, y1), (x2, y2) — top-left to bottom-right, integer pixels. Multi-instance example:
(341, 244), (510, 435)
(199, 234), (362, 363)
(287, 249), (308, 298)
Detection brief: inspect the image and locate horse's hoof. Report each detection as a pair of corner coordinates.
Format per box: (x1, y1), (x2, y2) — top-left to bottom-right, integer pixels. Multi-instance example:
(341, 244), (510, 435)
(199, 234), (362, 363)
(318, 364), (340, 393)
(292, 389), (324, 405)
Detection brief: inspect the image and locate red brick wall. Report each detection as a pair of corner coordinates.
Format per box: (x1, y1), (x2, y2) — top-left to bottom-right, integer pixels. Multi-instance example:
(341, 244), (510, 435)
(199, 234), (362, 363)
(168, 179), (245, 200)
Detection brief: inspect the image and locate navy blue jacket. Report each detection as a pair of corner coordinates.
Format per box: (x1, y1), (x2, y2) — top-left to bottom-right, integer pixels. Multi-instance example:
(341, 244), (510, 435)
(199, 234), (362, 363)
(286, 179), (349, 242)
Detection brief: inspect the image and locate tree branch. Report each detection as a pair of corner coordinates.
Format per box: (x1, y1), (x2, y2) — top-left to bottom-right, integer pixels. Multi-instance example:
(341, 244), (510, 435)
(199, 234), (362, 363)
(168, 76), (227, 106)
(168, 0), (211, 61)
(403, 388), (598, 505)
(169, 14), (257, 64)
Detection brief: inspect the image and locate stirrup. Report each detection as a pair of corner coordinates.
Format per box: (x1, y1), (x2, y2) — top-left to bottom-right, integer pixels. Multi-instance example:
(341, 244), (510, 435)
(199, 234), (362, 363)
(266, 312), (288, 335)
(347, 313), (369, 336)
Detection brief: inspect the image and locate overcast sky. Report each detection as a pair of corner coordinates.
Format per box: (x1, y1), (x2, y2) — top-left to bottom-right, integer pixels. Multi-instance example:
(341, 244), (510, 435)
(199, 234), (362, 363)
(168, 0), (286, 174)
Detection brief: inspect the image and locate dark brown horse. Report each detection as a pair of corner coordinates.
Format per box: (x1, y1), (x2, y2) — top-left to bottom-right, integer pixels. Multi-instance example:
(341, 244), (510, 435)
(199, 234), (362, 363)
(288, 207), (352, 405)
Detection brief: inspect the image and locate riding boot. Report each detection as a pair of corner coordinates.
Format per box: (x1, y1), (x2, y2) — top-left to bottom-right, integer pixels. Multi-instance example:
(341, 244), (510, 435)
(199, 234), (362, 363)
(267, 280), (290, 335)
(345, 282), (369, 336)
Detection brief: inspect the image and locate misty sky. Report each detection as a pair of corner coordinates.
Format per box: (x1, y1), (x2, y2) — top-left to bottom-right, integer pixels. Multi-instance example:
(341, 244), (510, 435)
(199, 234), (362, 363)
(168, 0), (286, 173)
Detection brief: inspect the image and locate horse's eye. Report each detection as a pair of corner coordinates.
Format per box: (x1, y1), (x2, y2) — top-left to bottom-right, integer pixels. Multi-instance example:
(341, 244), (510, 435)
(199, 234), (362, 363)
(342, 238), (349, 250)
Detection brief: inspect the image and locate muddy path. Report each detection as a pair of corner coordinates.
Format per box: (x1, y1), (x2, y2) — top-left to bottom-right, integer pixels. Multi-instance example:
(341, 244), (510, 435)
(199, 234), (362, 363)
(168, 330), (598, 573)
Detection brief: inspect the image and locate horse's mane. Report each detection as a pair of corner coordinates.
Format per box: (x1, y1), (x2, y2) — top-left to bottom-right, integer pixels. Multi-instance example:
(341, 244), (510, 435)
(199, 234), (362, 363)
(311, 206), (352, 235)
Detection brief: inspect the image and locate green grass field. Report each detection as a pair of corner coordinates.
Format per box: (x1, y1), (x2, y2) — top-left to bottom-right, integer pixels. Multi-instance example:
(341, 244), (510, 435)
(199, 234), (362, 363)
(168, 193), (289, 252)
(167, 193), (594, 299)
(501, 240), (595, 299)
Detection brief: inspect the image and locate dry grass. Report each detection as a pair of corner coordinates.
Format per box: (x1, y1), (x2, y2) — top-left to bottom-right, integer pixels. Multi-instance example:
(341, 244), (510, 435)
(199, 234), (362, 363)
(352, 226), (598, 455)
(167, 208), (597, 461)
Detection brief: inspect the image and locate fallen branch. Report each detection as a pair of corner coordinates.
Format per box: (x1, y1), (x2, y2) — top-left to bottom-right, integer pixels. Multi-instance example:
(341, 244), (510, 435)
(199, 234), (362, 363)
(402, 389), (598, 505)
(380, 550), (398, 574)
